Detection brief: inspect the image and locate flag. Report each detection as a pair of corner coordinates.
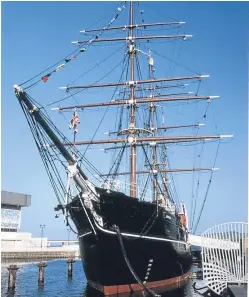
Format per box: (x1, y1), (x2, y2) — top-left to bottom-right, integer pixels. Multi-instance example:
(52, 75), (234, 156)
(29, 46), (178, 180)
(65, 56), (77, 63)
(69, 110), (80, 133)
(41, 73), (51, 82)
(55, 63), (65, 71)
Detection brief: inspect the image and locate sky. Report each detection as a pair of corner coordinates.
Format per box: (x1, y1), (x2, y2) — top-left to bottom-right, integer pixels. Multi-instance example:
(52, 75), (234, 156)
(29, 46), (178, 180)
(1, 1), (248, 240)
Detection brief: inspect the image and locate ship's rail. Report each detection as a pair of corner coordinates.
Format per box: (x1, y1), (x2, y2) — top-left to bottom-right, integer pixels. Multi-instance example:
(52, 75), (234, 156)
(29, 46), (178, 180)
(99, 180), (177, 214)
(100, 180), (152, 201)
(201, 222), (248, 296)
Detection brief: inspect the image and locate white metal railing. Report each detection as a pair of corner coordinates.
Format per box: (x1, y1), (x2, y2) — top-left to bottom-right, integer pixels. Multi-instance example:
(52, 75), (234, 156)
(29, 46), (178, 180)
(100, 180), (153, 201)
(201, 222), (248, 296)
(99, 180), (178, 214)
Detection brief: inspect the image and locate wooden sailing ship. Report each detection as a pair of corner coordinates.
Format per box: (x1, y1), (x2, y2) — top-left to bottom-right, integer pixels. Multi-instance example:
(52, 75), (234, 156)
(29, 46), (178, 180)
(14, 1), (232, 295)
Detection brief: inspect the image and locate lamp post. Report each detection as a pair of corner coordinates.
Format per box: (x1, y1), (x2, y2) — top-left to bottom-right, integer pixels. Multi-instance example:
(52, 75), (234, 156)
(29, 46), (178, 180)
(40, 224), (46, 248)
(67, 228), (71, 245)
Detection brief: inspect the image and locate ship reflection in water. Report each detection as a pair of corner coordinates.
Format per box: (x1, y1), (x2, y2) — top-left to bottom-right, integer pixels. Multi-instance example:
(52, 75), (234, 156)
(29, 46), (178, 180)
(1, 259), (202, 297)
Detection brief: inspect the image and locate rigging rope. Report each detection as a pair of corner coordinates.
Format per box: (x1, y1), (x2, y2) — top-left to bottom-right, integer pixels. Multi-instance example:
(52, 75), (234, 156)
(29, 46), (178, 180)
(19, 100), (66, 205)
(23, 93), (108, 189)
(104, 146), (126, 183)
(68, 44), (125, 85)
(82, 55), (129, 158)
(141, 145), (164, 200)
(20, 1), (127, 90)
(44, 54), (127, 108)
(190, 102), (210, 230)
(142, 46), (200, 76)
(192, 140), (221, 234)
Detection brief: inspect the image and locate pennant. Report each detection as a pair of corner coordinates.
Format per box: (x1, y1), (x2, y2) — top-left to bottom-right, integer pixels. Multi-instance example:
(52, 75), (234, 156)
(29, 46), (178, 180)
(55, 63), (65, 71)
(40, 2), (124, 86)
(41, 73), (51, 82)
(69, 110), (80, 132)
(42, 76), (49, 83)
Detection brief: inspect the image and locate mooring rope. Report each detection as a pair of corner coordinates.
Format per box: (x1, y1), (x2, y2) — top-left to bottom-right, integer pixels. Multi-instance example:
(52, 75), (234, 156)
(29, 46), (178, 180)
(192, 281), (213, 297)
(113, 225), (160, 297)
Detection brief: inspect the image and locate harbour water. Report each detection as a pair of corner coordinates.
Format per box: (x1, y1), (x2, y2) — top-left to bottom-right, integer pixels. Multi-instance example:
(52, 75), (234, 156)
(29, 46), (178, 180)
(1, 259), (204, 297)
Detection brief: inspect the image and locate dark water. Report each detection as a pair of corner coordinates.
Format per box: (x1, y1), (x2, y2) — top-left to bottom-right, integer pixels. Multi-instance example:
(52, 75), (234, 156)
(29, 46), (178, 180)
(1, 259), (204, 297)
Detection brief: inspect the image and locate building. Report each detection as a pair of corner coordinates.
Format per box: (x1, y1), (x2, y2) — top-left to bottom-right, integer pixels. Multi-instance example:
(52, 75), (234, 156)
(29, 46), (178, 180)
(1, 190), (31, 232)
(1, 190), (48, 250)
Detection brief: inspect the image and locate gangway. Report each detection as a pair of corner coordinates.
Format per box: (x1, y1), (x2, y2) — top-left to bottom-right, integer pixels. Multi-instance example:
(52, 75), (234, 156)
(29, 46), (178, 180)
(201, 222), (248, 296)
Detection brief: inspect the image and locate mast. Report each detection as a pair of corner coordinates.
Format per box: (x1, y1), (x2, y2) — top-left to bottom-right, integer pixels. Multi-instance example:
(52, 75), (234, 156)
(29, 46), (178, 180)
(129, 1), (136, 197)
(148, 50), (158, 202)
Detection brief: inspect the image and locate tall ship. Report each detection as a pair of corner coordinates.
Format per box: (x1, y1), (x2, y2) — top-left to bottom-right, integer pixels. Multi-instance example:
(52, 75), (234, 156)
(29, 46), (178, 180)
(14, 1), (232, 295)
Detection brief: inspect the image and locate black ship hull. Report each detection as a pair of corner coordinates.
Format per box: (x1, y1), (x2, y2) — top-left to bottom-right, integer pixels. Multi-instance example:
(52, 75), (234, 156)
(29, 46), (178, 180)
(68, 188), (192, 295)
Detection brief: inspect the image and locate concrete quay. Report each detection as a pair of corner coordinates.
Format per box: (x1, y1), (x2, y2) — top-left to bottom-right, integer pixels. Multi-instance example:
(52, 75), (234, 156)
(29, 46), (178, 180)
(1, 231), (80, 260)
(1, 246), (80, 260)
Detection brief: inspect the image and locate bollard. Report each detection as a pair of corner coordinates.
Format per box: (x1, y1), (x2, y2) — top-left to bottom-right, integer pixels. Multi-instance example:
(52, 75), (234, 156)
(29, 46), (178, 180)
(67, 258), (75, 278)
(7, 264), (19, 291)
(37, 261), (47, 285)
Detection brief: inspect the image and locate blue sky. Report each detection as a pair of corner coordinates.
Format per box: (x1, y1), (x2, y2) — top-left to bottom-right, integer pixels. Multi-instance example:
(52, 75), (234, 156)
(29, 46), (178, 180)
(2, 1), (248, 240)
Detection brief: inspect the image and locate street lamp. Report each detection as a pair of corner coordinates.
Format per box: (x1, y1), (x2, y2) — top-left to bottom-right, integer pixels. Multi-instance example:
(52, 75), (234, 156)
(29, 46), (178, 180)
(40, 224), (46, 248)
(67, 228), (71, 245)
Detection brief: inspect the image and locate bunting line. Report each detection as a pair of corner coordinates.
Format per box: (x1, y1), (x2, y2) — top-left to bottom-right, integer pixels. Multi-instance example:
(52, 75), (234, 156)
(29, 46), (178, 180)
(40, 2), (127, 84)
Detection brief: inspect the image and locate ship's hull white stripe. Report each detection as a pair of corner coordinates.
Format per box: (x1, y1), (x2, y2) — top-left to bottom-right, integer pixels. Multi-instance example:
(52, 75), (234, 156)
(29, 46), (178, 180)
(95, 222), (189, 246)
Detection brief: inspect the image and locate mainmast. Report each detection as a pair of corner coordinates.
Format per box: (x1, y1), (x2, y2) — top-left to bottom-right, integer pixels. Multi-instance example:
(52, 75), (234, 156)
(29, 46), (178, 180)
(129, 1), (136, 197)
